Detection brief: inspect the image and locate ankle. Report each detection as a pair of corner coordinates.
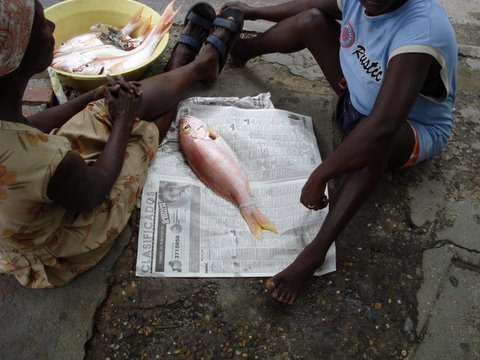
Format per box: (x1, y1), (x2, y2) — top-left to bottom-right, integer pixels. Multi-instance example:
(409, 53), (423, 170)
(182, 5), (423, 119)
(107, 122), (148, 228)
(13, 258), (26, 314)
(303, 240), (329, 264)
(193, 53), (218, 83)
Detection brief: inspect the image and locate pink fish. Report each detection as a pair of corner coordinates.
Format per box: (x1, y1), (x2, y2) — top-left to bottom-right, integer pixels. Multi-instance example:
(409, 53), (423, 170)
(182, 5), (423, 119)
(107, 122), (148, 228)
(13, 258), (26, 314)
(179, 115), (278, 240)
(53, 6), (145, 56)
(70, 1), (177, 75)
(51, 17), (152, 73)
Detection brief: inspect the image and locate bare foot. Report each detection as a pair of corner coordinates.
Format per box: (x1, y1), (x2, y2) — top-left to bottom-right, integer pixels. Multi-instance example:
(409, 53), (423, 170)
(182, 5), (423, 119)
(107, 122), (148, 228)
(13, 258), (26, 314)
(266, 242), (327, 305)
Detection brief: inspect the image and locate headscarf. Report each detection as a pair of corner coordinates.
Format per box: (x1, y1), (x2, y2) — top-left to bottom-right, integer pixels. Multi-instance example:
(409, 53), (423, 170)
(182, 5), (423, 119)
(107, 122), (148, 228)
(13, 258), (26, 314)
(0, 0), (35, 77)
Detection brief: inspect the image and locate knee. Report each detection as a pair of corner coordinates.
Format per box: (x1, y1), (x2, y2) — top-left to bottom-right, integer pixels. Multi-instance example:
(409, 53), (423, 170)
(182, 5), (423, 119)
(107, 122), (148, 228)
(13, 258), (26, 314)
(296, 8), (329, 33)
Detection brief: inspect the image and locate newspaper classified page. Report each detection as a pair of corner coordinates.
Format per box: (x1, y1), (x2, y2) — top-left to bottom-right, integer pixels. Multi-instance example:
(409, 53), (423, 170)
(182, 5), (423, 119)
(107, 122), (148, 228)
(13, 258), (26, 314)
(136, 95), (336, 278)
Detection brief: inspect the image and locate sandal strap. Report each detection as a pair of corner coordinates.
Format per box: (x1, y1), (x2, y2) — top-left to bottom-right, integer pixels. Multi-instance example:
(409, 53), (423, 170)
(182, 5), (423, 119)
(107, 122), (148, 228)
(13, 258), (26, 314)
(206, 34), (227, 61)
(212, 17), (240, 33)
(178, 34), (202, 52)
(186, 11), (212, 31)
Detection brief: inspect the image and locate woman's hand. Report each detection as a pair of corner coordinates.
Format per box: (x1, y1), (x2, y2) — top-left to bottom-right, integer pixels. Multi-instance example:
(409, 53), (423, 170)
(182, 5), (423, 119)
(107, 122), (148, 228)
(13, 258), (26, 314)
(47, 75), (144, 211)
(91, 74), (143, 102)
(104, 75), (143, 128)
(300, 167), (330, 211)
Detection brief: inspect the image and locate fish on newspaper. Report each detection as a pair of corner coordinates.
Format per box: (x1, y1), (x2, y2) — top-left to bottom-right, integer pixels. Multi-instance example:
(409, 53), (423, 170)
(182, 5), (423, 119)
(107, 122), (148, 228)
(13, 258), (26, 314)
(51, 1), (177, 75)
(178, 115), (278, 240)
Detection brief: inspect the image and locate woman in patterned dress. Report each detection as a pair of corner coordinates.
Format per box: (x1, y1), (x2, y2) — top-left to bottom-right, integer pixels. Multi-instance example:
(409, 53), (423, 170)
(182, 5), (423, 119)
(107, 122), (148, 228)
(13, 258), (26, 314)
(0, 0), (243, 288)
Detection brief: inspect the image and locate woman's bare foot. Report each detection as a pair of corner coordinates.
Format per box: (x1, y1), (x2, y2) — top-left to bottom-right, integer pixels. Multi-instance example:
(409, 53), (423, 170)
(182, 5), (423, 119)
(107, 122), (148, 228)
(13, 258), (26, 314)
(266, 241), (327, 305)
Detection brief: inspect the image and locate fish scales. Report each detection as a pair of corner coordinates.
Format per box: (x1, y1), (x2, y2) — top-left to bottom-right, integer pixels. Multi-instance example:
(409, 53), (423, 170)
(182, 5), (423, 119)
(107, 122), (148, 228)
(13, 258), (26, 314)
(186, 131), (250, 204)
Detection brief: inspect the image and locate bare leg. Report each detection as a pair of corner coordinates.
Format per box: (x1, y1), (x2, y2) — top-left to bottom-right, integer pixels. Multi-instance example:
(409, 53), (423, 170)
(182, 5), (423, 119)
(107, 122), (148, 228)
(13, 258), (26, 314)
(266, 164), (382, 305)
(136, 19), (238, 137)
(231, 9), (343, 93)
(140, 19), (208, 141)
(137, 46), (217, 121)
(266, 122), (416, 304)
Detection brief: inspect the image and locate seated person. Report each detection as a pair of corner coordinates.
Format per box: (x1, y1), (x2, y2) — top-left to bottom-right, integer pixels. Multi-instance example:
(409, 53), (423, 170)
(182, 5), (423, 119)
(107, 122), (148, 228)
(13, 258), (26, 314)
(0, 0), (243, 288)
(222, 0), (457, 304)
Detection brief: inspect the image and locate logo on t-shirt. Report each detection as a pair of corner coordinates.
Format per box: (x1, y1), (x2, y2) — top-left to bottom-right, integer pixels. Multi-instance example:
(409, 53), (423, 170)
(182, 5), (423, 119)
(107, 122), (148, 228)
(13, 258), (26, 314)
(352, 45), (383, 82)
(340, 20), (355, 48)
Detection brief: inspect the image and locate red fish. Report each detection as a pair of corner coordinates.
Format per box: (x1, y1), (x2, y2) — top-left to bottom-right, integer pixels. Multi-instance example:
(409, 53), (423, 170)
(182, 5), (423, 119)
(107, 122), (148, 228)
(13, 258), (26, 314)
(179, 115), (278, 240)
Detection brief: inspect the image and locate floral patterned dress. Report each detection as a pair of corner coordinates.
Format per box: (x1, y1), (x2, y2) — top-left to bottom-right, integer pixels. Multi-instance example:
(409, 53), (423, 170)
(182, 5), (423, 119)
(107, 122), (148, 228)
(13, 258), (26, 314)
(0, 100), (158, 288)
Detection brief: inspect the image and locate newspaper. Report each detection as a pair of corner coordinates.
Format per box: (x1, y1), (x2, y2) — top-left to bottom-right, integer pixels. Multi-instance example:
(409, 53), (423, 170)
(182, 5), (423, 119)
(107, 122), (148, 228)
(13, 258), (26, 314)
(136, 94), (336, 278)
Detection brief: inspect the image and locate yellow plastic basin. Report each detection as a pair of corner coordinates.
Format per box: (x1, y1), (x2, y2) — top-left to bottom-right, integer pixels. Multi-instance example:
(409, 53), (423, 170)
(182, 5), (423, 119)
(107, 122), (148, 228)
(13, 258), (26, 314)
(45, 0), (169, 91)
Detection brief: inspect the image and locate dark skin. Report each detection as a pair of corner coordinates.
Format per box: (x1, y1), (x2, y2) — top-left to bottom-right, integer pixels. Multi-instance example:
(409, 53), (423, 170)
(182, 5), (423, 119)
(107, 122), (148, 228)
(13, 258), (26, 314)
(0, 1), (239, 212)
(223, 0), (444, 304)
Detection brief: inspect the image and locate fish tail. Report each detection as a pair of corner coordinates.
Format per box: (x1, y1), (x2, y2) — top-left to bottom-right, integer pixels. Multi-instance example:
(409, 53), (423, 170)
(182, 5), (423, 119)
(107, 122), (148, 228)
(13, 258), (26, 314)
(139, 16), (152, 39)
(142, 1), (178, 44)
(240, 205), (278, 240)
(159, 1), (180, 30)
(122, 6), (144, 34)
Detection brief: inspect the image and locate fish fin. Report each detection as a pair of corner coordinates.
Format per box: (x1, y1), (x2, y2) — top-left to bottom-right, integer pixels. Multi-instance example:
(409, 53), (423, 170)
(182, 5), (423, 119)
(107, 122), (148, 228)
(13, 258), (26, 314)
(141, 1), (178, 46)
(132, 6), (144, 21)
(134, 17), (152, 44)
(130, 6), (144, 23)
(207, 124), (218, 140)
(159, 0), (180, 31)
(240, 204), (278, 240)
(122, 7), (144, 35)
(138, 16), (152, 41)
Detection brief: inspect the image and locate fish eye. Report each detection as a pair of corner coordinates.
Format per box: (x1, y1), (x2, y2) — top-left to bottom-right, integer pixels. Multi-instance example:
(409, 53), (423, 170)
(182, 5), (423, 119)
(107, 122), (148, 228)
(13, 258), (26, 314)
(182, 124), (191, 132)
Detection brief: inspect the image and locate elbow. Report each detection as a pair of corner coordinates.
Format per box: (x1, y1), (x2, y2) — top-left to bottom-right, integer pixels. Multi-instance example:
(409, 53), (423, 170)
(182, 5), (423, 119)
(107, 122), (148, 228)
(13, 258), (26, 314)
(51, 177), (111, 212)
(364, 116), (402, 146)
(60, 188), (108, 212)
(72, 192), (107, 212)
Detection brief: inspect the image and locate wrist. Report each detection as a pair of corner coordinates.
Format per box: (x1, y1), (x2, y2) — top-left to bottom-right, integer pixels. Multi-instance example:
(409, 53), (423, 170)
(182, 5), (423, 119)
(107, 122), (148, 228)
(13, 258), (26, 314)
(111, 116), (134, 132)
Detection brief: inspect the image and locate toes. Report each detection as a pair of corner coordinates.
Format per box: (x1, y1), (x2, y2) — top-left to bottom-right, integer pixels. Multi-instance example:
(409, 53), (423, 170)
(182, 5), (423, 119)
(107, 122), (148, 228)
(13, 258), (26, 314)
(272, 284), (291, 304)
(278, 289), (294, 304)
(266, 277), (277, 291)
(288, 293), (298, 305)
(266, 275), (300, 305)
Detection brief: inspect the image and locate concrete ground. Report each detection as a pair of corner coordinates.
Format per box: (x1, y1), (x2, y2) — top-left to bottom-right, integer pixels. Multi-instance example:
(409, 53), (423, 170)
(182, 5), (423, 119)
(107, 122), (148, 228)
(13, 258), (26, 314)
(1, 1), (479, 359)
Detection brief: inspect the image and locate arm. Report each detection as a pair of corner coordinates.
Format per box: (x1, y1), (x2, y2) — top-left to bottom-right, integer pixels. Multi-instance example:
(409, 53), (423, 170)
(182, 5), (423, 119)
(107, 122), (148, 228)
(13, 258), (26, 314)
(27, 87), (106, 133)
(47, 77), (142, 211)
(301, 52), (434, 208)
(222, 0), (342, 22)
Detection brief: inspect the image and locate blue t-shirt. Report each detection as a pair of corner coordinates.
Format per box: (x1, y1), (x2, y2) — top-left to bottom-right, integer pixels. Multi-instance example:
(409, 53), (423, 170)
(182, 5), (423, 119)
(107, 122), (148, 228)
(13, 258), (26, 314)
(338, 0), (457, 141)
